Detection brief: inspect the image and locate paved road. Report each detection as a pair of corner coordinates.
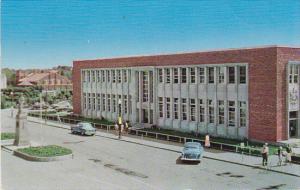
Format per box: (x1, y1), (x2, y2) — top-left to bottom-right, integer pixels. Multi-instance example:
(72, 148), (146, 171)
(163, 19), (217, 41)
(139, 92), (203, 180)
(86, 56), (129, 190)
(1, 109), (300, 190)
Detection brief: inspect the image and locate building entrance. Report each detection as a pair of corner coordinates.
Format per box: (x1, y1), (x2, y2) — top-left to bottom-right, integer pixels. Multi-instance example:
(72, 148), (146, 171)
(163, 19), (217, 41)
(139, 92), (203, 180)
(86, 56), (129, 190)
(289, 111), (298, 138)
(142, 109), (149, 123)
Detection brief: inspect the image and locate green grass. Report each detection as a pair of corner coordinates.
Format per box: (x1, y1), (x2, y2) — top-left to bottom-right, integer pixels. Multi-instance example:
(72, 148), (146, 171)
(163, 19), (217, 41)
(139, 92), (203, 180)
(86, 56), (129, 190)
(1, 132), (15, 140)
(17, 145), (72, 157)
(142, 128), (279, 155)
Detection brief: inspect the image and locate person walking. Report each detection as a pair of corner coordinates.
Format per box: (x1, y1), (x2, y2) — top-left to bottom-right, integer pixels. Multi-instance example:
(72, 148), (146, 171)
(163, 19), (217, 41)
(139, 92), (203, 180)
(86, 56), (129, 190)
(205, 134), (210, 148)
(277, 146), (283, 166)
(125, 121), (129, 134)
(114, 123), (119, 137)
(261, 143), (269, 166)
(286, 145), (292, 165)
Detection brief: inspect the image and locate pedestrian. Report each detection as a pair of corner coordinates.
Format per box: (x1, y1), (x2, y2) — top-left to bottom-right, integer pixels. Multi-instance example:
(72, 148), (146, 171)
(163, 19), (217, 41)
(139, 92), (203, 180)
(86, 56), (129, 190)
(205, 134), (210, 148)
(277, 146), (283, 166)
(261, 143), (269, 166)
(114, 123), (119, 136)
(125, 121), (129, 134)
(286, 145), (292, 165)
(121, 124), (124, 133)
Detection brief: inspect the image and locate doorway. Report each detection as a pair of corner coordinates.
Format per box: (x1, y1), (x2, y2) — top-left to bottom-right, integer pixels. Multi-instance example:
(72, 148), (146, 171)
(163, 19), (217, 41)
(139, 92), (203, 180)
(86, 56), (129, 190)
(142, 109), (149, 123)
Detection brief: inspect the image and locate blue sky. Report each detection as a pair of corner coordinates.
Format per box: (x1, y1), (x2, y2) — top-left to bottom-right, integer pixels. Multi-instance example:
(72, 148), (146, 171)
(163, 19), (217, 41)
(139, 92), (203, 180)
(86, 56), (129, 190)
(2, 0), (300, 69)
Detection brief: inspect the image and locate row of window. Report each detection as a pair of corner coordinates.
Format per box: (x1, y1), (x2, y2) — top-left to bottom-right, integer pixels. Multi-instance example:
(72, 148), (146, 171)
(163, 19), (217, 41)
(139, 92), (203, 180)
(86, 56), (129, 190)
(158, 97), (247, 127)
(83, 93), (132, 114)
(82, 70), (131, 83)
(289, 65), (299, 84)
(158, 66), (247, 84)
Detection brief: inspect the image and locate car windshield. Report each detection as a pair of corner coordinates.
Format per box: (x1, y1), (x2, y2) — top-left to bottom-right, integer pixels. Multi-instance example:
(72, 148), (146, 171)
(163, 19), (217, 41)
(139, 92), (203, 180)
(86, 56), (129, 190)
(80, 123), (94, 130)
(184, 143), (200, 149)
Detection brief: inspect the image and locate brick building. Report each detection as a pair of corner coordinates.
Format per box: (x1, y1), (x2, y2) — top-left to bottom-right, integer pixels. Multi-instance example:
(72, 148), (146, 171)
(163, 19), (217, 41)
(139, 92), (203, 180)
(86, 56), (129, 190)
(73, 46), (300, 142)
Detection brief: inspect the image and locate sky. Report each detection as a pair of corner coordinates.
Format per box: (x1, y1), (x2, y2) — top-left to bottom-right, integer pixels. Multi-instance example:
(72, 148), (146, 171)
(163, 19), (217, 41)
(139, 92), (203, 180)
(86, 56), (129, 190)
(2, 0), (300, 69)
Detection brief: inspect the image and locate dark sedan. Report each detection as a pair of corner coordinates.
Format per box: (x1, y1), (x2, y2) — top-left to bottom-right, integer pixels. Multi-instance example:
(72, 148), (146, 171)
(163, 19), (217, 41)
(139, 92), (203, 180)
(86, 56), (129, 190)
(71, 122), (96, 136)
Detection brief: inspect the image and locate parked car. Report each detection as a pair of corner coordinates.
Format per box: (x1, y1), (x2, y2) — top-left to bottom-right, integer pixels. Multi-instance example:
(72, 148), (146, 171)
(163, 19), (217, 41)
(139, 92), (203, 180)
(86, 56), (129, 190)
(181, 142), (204, 162)
(71, 122), (96, 136)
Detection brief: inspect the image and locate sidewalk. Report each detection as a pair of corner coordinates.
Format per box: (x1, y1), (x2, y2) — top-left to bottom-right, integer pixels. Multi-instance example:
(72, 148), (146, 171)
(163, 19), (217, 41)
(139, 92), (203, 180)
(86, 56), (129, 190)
(26, 116), (300, 177)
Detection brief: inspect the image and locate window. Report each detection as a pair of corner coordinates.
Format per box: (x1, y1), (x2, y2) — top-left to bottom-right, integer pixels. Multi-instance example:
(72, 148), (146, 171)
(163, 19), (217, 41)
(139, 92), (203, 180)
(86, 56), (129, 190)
(112, 70), (116, 83)
(208, 99), (214, 123)
(228, 101), (235, 126)
(118, 95), (122, 113)
(92, 93), (96, 110)
(218, 67), (225, 84)
(294, 66), (298, 83)
(239, 101), (246, 127)
(97, 94), (101, 110)
(174, 98), (179, 119)
(101, 70), (106, 82)
(173, 68), (179, 83)
(82, 71), (86, 83)
(158, 69), (163, 83)
(88, 93), (91, 109)
(190, 99), (196, 121)
(117, 70), (121, 83)
(165, 68), (171, 83)
(102, 94), (106, 111)
(181, 68), (187, 83)
(218, 100), (224, 124)
(199, 99), (205, 122)
(239, 66), (246, 84)
(87, 71), (90, 82)
(208, 67), (214, 84)
(181, 98), (187, 120)
(112, 95), (116, 112)
(289, 65), (293, 83)
(107, 70), (111, 83)
(159, 97), (163, 117)
(92, 71), (96, 82)
(289, 65), (298, 84)
(107, 94), (111, 112)
(199, 68), (205, 83)
(228, 67), (235, 84)
(128, 95), (132, 114)
(190, 68), (196, 83)
(83, 93), (87, 109)
(97, 70), (101, 82)
(166, 98), (171, 118)
(143, 72), (149, 102)
(123, 70), (128, 83)
(124, 95), (128, 114)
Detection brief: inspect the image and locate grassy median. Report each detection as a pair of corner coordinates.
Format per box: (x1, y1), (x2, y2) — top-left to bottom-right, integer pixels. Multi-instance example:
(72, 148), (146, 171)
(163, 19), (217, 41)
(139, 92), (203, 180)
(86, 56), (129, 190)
(1, 132), (15, 140)
(17, 145), (72, 157)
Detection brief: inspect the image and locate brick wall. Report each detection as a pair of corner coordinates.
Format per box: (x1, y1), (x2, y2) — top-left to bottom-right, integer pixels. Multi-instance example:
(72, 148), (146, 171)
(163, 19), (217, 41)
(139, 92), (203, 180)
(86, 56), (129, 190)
(73, 46), (300, 142)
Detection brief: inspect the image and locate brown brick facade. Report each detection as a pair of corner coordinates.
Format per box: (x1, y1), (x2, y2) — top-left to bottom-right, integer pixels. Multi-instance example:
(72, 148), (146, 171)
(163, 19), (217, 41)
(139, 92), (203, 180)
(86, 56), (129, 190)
(73, 46), (300, 142)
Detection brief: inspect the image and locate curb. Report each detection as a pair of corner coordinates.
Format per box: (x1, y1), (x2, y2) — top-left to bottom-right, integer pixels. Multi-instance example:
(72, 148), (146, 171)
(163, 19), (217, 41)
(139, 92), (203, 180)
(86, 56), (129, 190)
(1, 139), (14, 146)
(27, 119), (300, 177)
(13, 149), (73, 162)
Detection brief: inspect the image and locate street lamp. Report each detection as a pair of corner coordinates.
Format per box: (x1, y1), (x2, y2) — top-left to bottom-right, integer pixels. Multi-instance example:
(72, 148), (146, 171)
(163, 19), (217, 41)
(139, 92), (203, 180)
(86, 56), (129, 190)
(10, 91), (14, 117)
(118, 99), (122, 139)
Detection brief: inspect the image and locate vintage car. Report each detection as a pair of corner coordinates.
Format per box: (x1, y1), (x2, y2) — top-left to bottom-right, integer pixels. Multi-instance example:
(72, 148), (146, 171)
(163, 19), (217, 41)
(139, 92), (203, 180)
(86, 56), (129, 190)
(181, 142), (204, 162)
(71, 122), (96, 136)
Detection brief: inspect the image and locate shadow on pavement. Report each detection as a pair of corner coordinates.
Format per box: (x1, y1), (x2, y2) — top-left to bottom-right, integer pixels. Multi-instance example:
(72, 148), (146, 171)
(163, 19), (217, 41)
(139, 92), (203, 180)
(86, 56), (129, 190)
(176, 156), (200, 165)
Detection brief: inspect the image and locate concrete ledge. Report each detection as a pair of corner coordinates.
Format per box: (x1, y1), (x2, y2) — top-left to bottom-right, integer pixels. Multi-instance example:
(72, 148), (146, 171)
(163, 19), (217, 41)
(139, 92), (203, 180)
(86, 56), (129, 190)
(1, 139), (14, 146)
(13, 149), (73, 162)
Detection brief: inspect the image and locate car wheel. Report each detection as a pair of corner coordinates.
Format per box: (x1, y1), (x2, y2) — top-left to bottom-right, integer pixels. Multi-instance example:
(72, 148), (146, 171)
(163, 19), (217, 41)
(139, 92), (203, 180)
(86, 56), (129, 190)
(81, 131), (85, 136)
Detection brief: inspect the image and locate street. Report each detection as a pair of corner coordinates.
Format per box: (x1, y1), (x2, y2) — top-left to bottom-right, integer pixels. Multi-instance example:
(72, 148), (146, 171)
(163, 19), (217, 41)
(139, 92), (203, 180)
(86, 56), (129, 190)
(1, 109), (300, 190)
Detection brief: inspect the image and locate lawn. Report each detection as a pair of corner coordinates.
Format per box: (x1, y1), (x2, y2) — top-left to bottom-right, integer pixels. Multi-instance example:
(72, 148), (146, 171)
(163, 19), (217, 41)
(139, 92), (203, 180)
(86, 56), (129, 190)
(142, 128), (279, 155)
(17, 145), (72, 157)
(1, 132), (15, 140)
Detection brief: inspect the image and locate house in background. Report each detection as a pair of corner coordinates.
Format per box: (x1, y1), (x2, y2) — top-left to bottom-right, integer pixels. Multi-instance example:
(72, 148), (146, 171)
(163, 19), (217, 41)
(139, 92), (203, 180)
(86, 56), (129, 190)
(1, 73), (7, 89)
(16, 70), (72, 91)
